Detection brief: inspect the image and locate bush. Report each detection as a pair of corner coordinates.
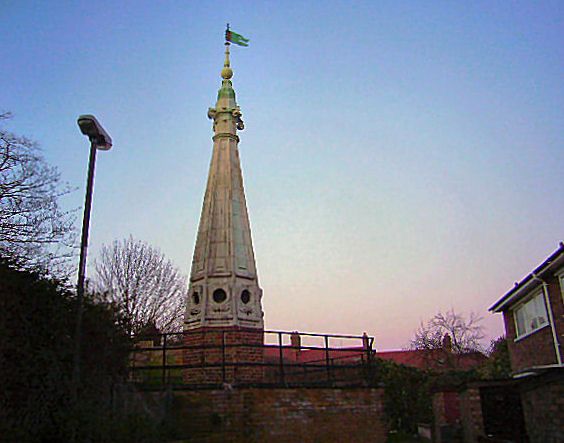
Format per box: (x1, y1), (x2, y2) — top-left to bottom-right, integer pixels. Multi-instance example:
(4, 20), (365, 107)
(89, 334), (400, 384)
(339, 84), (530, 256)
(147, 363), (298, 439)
(0, 258), (156, 441)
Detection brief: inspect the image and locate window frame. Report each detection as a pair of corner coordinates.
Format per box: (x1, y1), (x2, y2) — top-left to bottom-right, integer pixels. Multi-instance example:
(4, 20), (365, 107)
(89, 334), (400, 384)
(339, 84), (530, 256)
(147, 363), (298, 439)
(557, 271), (564, 304)
(512, 290), (549, 341)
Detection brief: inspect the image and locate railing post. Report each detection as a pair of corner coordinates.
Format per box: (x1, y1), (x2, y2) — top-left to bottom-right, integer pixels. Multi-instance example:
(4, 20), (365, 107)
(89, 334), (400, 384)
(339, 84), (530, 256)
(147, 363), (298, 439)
(365, 335), (373, 382)
(362, 333), (372, 362)
(324, 335), (331, 383)
(162, 333), (167, 385)
(278, 332), (285, 385)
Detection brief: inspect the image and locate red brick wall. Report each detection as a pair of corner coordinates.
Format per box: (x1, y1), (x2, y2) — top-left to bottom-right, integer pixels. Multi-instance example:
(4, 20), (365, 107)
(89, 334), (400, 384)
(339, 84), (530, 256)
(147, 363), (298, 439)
(459, 387), (484, 442)
(183, 327), (264, 384)
(135, 387), (387, 442)
(504, 311), (557, 372)
(520, 374), (564, 442)
(502, 274), (564, 373)
(432, 392), (447, 442)
(443, 391), (461, 424)
(546, 274), (564, 359)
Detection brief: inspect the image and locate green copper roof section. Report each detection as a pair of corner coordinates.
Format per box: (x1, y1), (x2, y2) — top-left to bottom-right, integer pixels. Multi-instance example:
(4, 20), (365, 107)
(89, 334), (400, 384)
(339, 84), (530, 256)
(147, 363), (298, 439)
(217, 79), (236, 101)
(215, 42), (237, 107)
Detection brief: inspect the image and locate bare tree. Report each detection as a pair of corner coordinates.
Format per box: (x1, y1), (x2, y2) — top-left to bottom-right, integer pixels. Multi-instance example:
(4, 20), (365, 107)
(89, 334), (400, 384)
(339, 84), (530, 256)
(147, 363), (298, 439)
(409, 309), (485, 370)
(0, 111), (75, 274)
(93, 236), (186, 334)
(411, 309), (485, 353)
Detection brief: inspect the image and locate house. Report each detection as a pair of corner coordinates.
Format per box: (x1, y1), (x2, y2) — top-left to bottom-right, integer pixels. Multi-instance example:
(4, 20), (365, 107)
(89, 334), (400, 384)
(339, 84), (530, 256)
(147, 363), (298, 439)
(376, 348), (485, 371)
(489, 242), (564, 442)
(263, 335), (485, 373)
(490, 242), (564, 373)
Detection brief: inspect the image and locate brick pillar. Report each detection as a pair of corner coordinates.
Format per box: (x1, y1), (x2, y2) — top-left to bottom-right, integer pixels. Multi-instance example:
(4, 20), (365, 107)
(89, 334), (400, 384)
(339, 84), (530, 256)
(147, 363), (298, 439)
(183, 327), (264, 385)
(432, 392), (447, 443)
(459, 387), (485, 442)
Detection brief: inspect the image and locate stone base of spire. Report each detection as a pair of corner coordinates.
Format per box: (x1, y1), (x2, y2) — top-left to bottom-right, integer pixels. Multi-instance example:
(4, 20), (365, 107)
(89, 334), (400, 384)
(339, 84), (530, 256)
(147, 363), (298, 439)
(182, 326), (264, 385)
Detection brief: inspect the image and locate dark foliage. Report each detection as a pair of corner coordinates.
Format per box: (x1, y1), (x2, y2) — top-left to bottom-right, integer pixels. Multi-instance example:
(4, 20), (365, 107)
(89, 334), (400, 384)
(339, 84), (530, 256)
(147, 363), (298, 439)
(0, 258), (132, 441)
(370, 357), (433, 433)
(477, 336), (512, 379)
(370, 356), (481, 434)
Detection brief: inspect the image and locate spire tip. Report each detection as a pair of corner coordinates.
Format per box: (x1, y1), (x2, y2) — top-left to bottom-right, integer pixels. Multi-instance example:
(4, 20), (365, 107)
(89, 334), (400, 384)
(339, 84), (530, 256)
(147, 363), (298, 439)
(221, 43), (233, 79)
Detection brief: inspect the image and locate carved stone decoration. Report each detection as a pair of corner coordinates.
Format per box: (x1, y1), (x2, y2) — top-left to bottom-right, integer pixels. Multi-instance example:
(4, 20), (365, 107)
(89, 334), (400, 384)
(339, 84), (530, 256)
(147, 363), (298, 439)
(184, 44), (264, 331)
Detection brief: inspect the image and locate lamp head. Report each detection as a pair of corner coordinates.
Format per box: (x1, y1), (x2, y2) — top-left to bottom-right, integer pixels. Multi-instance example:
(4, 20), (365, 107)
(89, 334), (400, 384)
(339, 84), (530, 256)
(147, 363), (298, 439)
(77, 114), (112, 150)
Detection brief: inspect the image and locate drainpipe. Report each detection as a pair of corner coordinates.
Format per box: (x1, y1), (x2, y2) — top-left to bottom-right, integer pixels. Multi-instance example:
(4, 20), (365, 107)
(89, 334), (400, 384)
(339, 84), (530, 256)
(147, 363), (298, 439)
(532, 273), (563, 366)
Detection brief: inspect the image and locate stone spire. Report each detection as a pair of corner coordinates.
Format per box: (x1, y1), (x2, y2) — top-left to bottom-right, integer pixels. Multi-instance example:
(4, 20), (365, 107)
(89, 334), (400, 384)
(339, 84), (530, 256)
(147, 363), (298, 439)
(185, 42), (264, 330)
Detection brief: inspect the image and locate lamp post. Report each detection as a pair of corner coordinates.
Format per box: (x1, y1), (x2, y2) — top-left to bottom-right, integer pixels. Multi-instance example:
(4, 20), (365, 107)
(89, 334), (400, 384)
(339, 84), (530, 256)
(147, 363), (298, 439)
(73, 115), (112, 390)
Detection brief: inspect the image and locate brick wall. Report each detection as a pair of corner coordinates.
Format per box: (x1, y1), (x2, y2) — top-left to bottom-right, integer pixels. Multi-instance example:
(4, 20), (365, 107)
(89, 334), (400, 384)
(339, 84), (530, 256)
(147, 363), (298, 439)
(183, 327), (264, 384)
(546, 274), (564, 361)
(458, 387), (484, 442)
(502, 273), (564, 373)
(504, 312), (557, 372)
(433, 390), (463, 443)
(519, 371), (564, 443)
(432, 392), (447, 442)
(130, 387), (387, 442)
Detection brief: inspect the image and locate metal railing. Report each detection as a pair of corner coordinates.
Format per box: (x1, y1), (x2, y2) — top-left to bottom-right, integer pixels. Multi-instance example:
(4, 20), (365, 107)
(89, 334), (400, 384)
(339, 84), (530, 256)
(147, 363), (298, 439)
(130, 329), (375, 389)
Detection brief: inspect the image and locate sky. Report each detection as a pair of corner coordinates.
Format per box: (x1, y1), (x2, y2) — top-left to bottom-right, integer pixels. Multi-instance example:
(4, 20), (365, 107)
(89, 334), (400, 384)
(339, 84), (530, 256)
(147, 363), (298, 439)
(1, 1), (563, 350)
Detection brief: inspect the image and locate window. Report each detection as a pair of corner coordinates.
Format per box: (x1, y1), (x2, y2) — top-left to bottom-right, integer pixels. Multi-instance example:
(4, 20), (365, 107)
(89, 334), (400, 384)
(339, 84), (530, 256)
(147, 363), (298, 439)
(514, 291), (548, 338)
(241, 290), (250, 304)
(212, 288), (227, 303)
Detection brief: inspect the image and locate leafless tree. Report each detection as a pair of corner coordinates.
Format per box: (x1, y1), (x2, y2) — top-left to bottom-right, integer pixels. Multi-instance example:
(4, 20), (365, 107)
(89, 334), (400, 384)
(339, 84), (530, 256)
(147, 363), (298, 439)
(0, 111), (75, 275)
(411, 309), (485, 354)
(409, 309), (485, 370)
(93, 236), (186, 335)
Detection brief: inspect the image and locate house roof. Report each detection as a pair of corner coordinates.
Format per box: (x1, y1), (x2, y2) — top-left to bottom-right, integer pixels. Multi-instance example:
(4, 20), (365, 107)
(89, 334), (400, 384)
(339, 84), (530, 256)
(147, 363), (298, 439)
(489, 242), (564, 313)
(263, 346), (369, 364)
(376, 349), (486, 370)
(263, 346), (485, 371)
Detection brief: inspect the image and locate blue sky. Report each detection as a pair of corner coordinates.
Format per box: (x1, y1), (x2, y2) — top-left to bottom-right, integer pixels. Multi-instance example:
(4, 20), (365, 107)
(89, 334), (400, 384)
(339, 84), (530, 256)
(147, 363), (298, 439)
(1, 1), (563, 349)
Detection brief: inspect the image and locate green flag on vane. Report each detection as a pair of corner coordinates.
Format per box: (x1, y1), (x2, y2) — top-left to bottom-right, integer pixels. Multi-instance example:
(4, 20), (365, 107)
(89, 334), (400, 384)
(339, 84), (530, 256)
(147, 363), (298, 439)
(225, 29), (249, 46)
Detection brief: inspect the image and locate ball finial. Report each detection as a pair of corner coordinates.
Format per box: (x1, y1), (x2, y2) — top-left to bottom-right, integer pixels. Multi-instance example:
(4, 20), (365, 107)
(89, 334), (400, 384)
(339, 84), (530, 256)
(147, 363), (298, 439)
(221, 67), (233, 79)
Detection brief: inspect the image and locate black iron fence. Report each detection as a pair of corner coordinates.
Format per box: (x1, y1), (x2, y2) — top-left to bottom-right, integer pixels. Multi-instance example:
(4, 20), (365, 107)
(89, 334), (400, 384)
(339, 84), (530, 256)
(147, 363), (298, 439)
(130, 329), (376, 389)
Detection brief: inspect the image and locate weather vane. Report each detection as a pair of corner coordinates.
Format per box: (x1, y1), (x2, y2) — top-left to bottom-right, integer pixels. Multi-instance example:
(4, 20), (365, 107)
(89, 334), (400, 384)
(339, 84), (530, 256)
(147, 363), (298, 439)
(225, 24), (249, 47)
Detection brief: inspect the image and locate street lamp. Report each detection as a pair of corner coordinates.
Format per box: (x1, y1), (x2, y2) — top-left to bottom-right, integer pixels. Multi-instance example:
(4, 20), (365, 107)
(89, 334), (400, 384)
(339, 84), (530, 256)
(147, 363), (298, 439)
(73, 114), (112, 388)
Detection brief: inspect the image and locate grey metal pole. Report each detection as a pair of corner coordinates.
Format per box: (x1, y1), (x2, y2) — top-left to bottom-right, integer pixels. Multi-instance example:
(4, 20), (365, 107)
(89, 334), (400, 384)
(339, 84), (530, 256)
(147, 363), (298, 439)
(72, 140), (98, 390)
